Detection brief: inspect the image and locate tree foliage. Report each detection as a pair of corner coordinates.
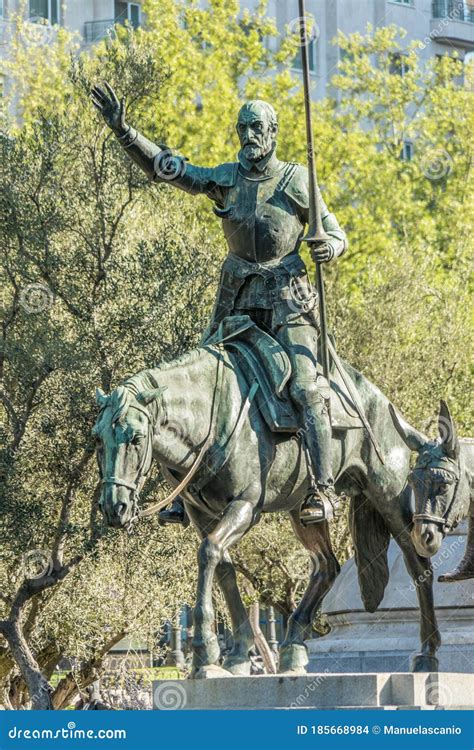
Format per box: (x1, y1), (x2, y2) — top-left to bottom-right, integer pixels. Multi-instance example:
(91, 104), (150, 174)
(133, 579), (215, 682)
(0, 2), (472, 708)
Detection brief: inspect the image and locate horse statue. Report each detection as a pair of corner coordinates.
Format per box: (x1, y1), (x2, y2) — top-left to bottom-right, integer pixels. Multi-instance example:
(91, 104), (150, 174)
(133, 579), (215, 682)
(389, 401), (474, 582)
(92, 334), (447, 676)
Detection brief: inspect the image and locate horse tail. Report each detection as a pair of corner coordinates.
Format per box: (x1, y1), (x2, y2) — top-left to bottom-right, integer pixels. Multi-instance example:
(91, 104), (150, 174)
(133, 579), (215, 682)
(350, 495), (391, 613)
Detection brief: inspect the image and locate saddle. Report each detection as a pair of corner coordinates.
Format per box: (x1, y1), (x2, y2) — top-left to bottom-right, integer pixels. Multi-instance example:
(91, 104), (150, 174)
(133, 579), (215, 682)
(208, 315), (363, 433)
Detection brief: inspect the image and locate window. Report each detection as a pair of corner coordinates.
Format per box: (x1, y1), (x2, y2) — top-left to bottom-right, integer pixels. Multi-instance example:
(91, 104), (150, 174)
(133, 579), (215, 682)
(401, 141), (414, 161)
(390, 53), (410, 76)
(293, 39), (316, 73)
(29, 0), (59, 24)
(392, 0), (414, 5)
(115, 1), (141, 28)
(433, 1), (474, 21)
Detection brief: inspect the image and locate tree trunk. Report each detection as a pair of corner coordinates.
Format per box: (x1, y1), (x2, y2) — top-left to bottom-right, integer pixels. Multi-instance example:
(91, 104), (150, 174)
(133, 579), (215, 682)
(0, 621), (52, 710)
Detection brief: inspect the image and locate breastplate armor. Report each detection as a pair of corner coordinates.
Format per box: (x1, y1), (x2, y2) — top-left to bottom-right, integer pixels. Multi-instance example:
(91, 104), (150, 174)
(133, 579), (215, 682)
(215, 165), (305, 264)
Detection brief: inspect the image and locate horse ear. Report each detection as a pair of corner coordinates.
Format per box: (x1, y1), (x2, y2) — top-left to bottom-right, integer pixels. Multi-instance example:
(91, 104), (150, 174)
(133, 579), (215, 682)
(439, 400), (460, 460)
(388, 403), (427, 452)
(95, 387), (108, 407)
(137, 386), (167, 406)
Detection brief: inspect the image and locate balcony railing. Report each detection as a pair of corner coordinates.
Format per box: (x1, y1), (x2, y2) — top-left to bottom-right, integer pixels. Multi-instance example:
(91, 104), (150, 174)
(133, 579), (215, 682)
(84, 16), (139, 44)
(432, 0), (474, 22)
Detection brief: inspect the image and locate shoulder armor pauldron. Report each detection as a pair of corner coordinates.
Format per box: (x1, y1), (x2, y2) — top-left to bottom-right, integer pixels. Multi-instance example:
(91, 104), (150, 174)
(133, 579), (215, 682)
(212, 162), (239, 187)
(281, 163), (309, 209)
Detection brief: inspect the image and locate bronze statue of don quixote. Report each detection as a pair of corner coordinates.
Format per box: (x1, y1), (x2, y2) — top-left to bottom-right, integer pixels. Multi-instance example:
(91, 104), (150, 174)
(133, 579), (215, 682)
(90, 3), (474, 678)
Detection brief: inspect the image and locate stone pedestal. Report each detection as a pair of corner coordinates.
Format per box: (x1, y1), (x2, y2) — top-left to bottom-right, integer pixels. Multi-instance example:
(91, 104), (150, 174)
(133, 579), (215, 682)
(153, 672), (474, 710)
(307, 523), (474, 674)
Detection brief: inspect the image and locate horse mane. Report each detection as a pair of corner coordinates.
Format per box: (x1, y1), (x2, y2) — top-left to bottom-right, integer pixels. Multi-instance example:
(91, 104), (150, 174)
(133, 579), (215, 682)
(104, 370), (159, 425)
(108, 346), (207, 423)
(154, 347), (204, 372)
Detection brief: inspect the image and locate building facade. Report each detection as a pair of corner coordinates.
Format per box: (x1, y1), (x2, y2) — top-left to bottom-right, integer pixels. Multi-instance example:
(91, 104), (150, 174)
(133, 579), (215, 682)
(261, 0), (474, 98)
(0, 0), (143, 73)
(1, 0), (473, 99)
(0, 1), (142, 43)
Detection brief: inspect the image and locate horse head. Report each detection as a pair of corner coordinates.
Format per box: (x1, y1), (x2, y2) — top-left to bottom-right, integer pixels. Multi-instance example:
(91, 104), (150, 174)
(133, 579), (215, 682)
(92, 382), (164, 529)
(389, 400), (462, 558)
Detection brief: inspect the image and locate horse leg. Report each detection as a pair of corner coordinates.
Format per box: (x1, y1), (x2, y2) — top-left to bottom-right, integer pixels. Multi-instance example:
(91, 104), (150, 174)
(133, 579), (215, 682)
(216, 551), (254, 675)
(191, 498), (255, 673)
(279, 509), (341, 674)
(389, 519), (441, 672)
(185, 503), (254, 676)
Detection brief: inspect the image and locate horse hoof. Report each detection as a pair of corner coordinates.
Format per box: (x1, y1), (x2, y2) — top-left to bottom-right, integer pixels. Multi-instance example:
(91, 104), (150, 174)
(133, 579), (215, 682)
(223, 658), (252, 676)
(191, 664), (233, 680)
(192, 635), (221, 670)
(279, 667), (307, 676)
(278, 643), (308, 674)
(412, 654), (439, 673)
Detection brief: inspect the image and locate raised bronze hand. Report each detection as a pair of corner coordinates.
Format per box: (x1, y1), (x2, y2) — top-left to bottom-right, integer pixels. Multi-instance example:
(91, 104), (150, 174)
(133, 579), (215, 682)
(91, 82), (128, 136)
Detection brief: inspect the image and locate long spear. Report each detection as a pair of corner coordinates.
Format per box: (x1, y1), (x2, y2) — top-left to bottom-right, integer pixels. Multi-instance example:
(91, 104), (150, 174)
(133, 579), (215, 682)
(297, 0), (331, 383)
(296, 1), (385, 465)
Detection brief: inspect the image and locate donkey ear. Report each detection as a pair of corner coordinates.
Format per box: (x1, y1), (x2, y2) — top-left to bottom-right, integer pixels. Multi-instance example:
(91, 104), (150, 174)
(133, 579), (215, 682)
(388, 403), (427, 452)
(439, 400), (460, 460)
(95, 387), (108, 408)
(136, 386), (167, 406)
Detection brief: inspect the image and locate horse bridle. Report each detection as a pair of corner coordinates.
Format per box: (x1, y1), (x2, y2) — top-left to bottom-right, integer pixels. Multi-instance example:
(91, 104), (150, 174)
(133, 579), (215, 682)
(411, 455), (462, 532)
(101, 401), (155, 526)
(99, 347), (260, 527)
(99, 351), (228, 528)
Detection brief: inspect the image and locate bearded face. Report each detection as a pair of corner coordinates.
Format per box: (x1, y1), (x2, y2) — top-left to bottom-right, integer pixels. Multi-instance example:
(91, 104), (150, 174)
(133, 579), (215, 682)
(236, 105), (278, 163)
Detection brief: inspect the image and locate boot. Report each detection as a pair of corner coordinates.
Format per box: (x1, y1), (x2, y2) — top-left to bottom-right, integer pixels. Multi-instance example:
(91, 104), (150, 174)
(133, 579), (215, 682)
(159, 498), (187, 526)
(298, 400), (341, 525)
(438, 516), (474, 582)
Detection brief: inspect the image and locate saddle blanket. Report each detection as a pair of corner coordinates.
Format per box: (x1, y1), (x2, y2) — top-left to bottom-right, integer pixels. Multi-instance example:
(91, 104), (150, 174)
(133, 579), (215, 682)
(208, 315), (363, 433)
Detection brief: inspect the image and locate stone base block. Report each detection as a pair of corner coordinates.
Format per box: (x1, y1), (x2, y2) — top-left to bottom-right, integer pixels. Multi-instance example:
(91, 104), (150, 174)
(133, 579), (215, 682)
(153, 672), (474, 710)
(307, 610), (474, 674)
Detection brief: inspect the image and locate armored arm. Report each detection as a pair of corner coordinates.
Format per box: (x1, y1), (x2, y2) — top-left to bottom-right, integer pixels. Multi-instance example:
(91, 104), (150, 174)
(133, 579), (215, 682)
(116, 128), (234, 201)
(285, 165), (348, 261)
(115, 126), (160, 180)
(90, 82), (227, 200)
(317, 189), (348, 260)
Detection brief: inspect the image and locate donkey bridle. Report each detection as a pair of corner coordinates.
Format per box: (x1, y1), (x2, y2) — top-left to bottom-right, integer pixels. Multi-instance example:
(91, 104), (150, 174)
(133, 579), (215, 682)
(411, 459), (462, 532)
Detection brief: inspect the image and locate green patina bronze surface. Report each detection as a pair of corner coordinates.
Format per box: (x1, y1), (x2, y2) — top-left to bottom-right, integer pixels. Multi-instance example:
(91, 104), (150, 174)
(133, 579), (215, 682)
(90, 85), (462, 676)
(91, 84), (347, 514)
(92, 335), (451, 675)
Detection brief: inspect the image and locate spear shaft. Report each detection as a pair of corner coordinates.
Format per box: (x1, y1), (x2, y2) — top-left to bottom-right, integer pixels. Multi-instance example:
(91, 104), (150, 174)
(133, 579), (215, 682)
(296, 2), (385, 465)
(297, 0), (331, 383)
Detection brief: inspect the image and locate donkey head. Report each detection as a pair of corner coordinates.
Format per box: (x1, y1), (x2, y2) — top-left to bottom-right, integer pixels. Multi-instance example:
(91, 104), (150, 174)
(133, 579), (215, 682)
(389, 400), (461, 558)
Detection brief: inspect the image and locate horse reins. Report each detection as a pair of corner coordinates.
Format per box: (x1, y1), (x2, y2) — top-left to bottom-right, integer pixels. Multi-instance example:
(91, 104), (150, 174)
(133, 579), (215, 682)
(135, 348), (226, 520)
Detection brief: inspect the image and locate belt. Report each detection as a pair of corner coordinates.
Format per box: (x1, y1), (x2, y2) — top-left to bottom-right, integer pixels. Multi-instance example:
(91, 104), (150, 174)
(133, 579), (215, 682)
(223, 252), (306, 280)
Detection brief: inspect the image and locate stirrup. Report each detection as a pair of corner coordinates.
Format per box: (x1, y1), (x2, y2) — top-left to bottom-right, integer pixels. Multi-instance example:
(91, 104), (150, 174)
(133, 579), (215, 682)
(300, 487), (340, 526)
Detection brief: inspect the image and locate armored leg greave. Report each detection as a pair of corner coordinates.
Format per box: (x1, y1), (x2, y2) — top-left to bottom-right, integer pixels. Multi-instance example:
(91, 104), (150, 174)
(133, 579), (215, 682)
(297, 390), (334, 489)
(278, 322), (336, 494)
(296, 389), (340, 525)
